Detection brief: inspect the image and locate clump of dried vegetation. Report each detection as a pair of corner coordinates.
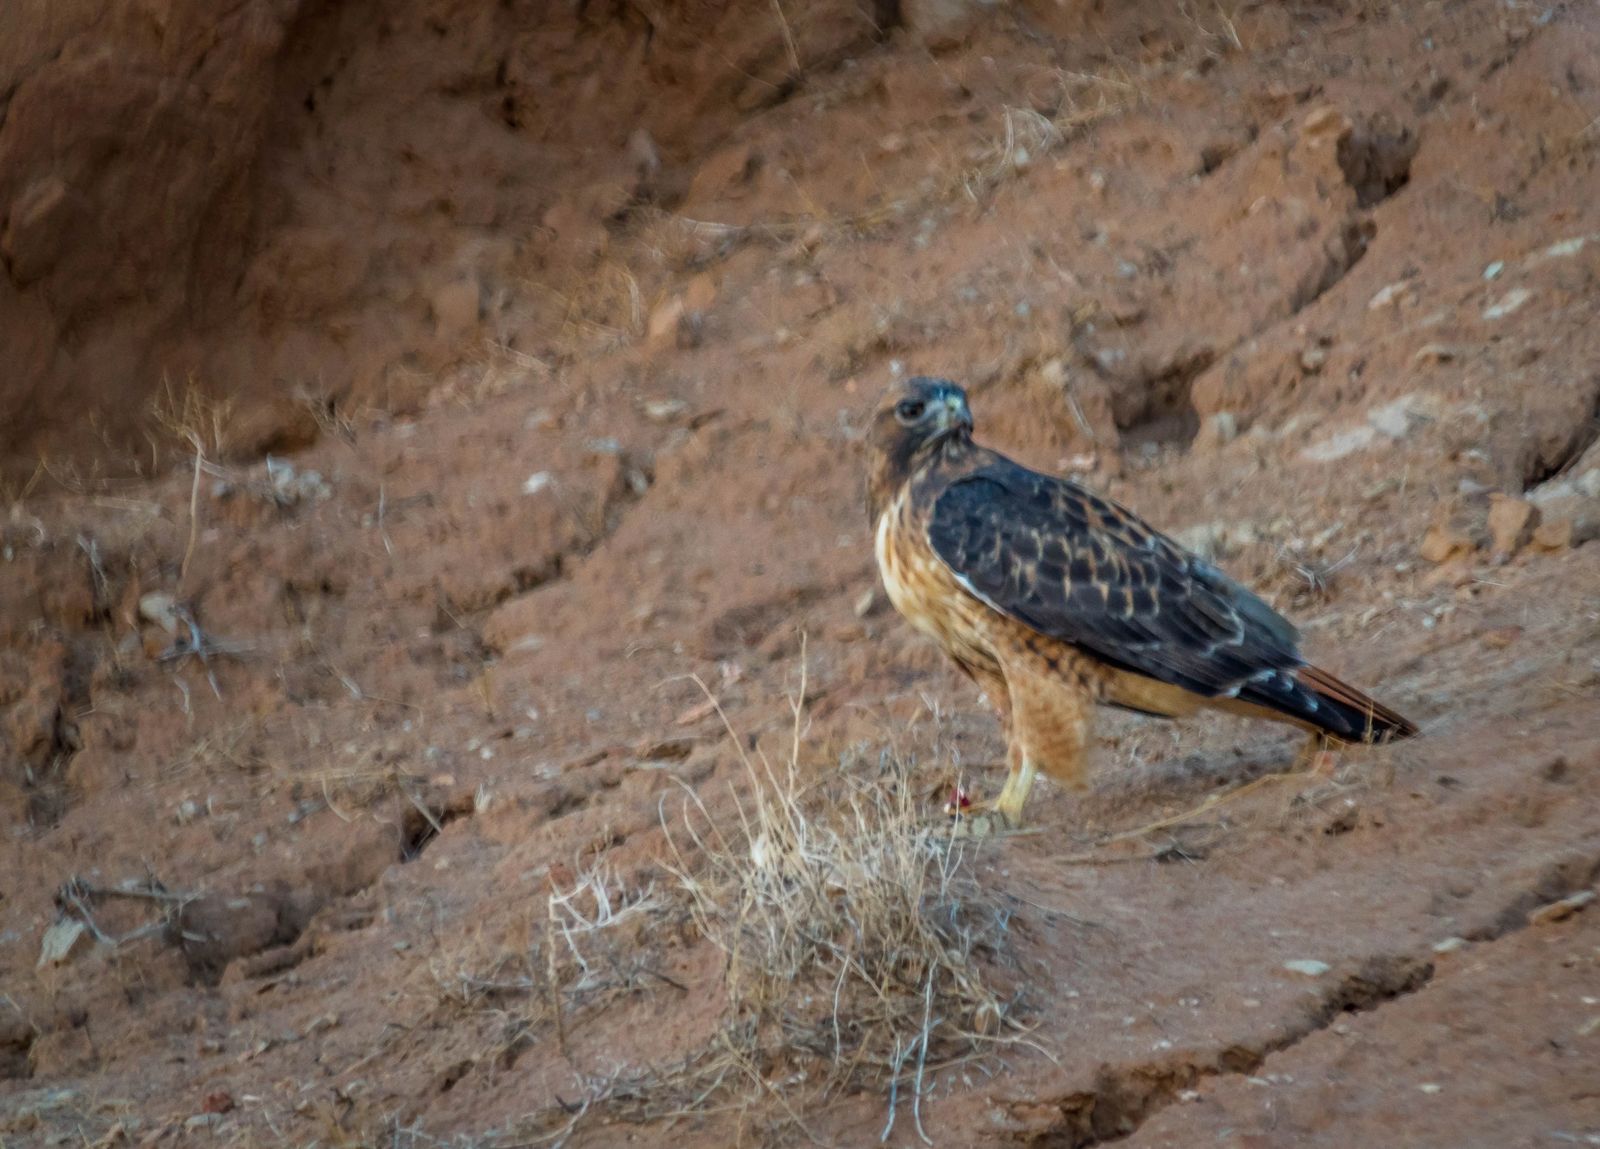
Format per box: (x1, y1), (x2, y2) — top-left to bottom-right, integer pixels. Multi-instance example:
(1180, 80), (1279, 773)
(407, 670), (1023, 1147)
(639, 674), (1023, 1141)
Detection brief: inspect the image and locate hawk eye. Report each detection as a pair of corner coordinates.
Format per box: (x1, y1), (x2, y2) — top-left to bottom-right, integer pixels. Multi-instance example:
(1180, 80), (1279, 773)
(894, 399), (926, 423)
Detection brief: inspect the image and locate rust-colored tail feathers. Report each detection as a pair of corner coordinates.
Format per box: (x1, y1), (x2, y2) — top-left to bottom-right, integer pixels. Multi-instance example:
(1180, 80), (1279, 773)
(1293, 664), (1419, 743)
(1235, 663), (1418, 744)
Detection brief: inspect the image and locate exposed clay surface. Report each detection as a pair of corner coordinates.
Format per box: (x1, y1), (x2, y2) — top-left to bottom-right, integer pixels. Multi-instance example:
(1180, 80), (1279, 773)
(3, 1), (1599, 1146)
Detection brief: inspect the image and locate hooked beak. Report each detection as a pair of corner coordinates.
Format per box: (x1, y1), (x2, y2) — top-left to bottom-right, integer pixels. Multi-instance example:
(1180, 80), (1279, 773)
(934, 393), (973, 435)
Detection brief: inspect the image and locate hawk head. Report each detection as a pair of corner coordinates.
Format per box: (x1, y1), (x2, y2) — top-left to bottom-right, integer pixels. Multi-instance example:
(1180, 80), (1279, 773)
(866, 377), (974, 520)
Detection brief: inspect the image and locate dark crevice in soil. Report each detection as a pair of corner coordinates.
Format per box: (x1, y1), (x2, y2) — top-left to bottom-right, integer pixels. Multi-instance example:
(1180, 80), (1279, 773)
(1036, 846), (1600, 1147)
(400, 790), (478, 862)
(26, 641), (93, 829)
(1521, 378), (1600, 491)
(1287, 216), (1375, 316)
(1034, 954), (1433, 1148)
(1337, 117), (1419, 208)
(475, 452), (654, 620)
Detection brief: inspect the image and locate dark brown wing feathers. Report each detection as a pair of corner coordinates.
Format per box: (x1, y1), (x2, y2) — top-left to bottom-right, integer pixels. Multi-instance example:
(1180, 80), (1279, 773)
(925, 457), (1417, 743)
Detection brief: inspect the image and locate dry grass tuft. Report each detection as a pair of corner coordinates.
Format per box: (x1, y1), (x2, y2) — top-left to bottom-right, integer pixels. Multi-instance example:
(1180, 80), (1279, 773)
(149, 375), (236, 460)
(653, 669), (1022, 1140)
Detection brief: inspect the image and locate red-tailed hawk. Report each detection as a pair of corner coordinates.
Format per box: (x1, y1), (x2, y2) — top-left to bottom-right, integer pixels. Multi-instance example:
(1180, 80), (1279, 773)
(867, 377), (1417, 831)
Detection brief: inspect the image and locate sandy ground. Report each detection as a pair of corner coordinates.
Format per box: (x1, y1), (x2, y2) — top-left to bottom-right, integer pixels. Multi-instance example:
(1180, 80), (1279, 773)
(3, 1), (1599, 1145)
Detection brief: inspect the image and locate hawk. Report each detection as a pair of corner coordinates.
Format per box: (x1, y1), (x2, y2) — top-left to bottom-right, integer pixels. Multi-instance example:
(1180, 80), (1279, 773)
(867, 376), (1417, 830)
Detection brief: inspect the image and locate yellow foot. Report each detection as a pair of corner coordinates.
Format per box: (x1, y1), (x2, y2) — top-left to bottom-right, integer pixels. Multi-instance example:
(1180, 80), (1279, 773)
(941, 788), (1029, 839)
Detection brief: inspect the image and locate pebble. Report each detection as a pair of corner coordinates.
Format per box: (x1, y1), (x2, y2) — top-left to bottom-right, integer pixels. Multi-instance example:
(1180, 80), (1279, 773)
(1482, 260), (1504, 279)
(1529, 890), (1595, 926)
(1283, 959), (1331, 977)
(1418, 1083), (1443, 1095)
(36, 920), (87, 969)
(1482, 286), (1532, 320)
(1411, 342), (1459, 365)
(1432, 936), (1469, 954)
(1486, 493), (1539, 557)
(1367, 398), (1415, 440)
(1368, 280), (1410, 309)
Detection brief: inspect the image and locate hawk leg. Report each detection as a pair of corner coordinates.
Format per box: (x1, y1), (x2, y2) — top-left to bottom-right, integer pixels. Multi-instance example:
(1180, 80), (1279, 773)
(946, 742), (1037, 837)
(947, 649), (1091, 834)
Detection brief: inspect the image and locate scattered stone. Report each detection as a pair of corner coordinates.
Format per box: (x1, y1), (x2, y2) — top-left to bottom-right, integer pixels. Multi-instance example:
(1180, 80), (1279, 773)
(647, 295), (685, 344)
(1301, 425), (1377, 463)
(1298, 346), (1327, 374)
(201, 1091), (235, 1115)
(1411, 342), (1460, 365)
(1302, 105), (1352, 141)
(521, 472), (553, 496)
(264, 458), (331, 506)
(138, 593), (182, 636)
(1482, 260), (1504, 280)
(1529, 889), (1595, 926)
(1194, 411), (1238, 451)
(1531, 518), (1574, 552)
(1486, 493), (1539, 558)
(1417, 1083), (1443, 1095)
(642, 398), (688, 423)
(1431, 936), (1468, 955)
(1282, 958), (1331, 977)
(1368, 280), (1410, 309)
(37, 919), (87, 969)
(1482, 286), (1532, 320)
(1525, 234), (1592, 266)
(1367, 398), (1416, 440)
(1420, 521), (1477, 564)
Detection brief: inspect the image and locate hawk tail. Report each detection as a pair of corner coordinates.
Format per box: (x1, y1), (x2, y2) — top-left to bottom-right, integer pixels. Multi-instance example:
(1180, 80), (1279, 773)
(1237, 664), (1419, 744)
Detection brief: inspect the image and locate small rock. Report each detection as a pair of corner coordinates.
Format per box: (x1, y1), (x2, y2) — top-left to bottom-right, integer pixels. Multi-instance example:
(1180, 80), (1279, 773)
(1529, 889), (1595, 926)
(1411, 342), (1459, 365)
(1420, 523), (1477, 564)
(37, 919), (87, 969)
(1368, 280), (1410, 310)
(647, 296), (685, 343)
(138, 593), (181, 636)
(1486, 493), (1539, 558)
(642, 398), (688, 423)
(521, 472), (553, 496)
(1194, 411), (1238, 451)
(1299, 346), (1328, 374)
(1301, 425), (1377, 463)
(1301, 106), (1353, 142)
(1530, 518), (1573, 552)
(1528, 235), (1590, 264)
(1431, 936), (1468, 954)
(1482, 286), (1532, 321)
(1482, 260), (1504, 280)
(1282, 959), (1331, 977)
(1417, 1083), (1443, 1095)
(1367, 398), (1415, 440)
(201, 1091), (235, 1115)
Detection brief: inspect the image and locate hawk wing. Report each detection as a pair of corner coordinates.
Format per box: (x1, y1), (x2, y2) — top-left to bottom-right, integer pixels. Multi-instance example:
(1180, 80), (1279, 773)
(924, 458), (1302, 700)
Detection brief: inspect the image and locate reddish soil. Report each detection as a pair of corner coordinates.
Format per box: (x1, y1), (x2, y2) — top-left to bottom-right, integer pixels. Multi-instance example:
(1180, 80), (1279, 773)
(4, 1), (1600, 1146)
